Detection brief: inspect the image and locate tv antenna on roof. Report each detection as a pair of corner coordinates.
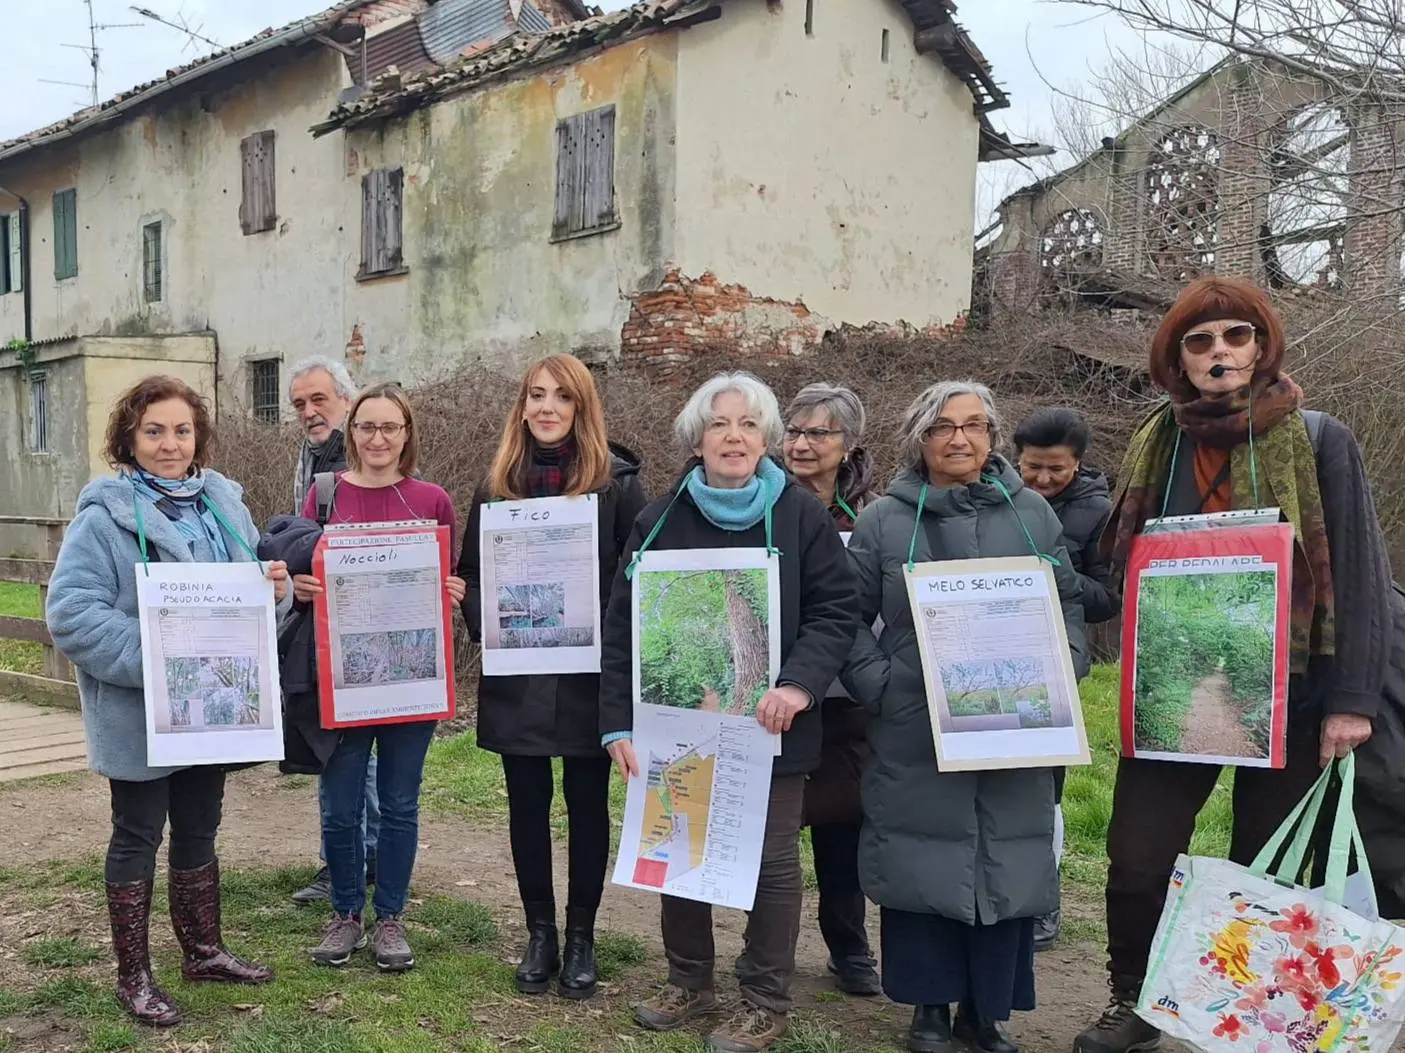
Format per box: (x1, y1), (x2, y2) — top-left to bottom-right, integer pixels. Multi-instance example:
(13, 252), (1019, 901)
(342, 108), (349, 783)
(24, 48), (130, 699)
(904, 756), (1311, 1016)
(61, 0), (143, 108)
(129, 6), (224, 53)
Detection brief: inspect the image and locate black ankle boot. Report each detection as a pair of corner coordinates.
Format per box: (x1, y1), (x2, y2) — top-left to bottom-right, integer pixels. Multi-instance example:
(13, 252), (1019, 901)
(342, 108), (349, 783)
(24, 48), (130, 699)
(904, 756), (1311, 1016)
(557, 906), (597, 1000)
(908, 1004), (953, 1053)
(954, 1001), (1019, 1053)
(515, 901), (559, 995)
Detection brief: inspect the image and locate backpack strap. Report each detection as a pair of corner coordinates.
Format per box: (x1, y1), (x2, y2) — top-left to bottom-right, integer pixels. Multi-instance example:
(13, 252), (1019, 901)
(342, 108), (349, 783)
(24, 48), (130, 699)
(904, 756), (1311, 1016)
(1303, 409), (1327, 456)
(313, 472), (337, 526)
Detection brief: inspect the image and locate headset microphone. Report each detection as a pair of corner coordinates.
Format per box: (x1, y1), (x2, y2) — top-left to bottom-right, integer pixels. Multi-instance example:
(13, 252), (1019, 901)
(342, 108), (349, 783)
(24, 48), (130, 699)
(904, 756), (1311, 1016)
(1207, 363), (1244, 379)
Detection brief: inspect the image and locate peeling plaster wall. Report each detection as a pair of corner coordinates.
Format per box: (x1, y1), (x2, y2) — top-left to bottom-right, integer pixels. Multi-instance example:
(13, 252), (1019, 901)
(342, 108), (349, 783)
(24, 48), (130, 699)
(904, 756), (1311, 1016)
(671, 0), (981, 328)
(345, 34), (679, 378)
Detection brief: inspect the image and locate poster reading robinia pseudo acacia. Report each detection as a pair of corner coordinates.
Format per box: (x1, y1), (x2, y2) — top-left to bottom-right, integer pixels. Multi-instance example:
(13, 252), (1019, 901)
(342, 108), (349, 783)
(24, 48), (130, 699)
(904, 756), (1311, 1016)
(478, 495), (601, 677)
(612, 547), (781, 910)
(137, 563), (284, 767)
(313, 522), (456, 729)
(906, 556), (1090, 772)
(1121, 514), (1292, 769)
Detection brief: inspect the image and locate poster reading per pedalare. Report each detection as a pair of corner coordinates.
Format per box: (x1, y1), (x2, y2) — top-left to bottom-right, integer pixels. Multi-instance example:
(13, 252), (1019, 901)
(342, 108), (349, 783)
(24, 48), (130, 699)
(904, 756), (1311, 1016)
(1121, 516), (1293, 769)
(137, 563), (284, 767)
(313, 523), (456, 729)
(906, 556), (1090, 772)
(479, 495), (601, 676)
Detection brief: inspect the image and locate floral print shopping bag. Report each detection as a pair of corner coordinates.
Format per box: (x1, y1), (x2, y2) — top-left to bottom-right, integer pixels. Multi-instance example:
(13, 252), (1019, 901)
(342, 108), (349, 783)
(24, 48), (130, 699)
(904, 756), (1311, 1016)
(1137, 755), (1405, 1053)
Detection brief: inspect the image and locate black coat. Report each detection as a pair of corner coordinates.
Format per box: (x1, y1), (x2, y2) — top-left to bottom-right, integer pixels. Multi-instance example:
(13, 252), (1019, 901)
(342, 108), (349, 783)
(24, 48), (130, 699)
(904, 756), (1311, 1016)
(1046, 469), (1118, 625)
(458, 443), (648, 758)
(598, 465), (860, 778)
(1355, 583), (1405, 918)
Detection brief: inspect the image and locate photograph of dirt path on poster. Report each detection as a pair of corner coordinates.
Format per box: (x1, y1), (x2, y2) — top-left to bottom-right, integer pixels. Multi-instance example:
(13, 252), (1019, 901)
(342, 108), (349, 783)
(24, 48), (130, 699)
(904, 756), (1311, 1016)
(637, 568), (770, 717)
(1133, 569), (1277, 759)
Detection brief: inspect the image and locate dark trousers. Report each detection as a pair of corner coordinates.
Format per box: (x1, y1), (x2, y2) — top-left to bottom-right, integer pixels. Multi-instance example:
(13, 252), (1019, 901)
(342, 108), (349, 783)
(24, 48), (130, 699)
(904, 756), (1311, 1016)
(880, 909), (1036, 1020)
(500, 753), (612, 914)
(811, 822), (870, 963)
(322, 720), (436, 919)
(107, 767), (227, 883)
(1105, 720), (1322, 993)
(661, 773), (806, 1015)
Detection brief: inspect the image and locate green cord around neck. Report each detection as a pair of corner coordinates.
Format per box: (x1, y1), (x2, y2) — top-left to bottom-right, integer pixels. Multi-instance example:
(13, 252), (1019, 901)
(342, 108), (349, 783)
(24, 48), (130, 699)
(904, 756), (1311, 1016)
(904, 476), (1061, 572)
(625, 474), (780, 580)
(131, 489), (263, 577)
(1153, 389), (1263, 526)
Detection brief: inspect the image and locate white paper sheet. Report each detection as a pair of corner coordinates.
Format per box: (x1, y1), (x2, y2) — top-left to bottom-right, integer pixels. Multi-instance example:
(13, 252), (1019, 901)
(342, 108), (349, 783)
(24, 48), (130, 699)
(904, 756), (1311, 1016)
(136, 562), (283, 767)
(906, 556), (1090, 771)
(613, 705), (775, 910)
(479, 495), (601, 676)
(321, 526), (450, 724)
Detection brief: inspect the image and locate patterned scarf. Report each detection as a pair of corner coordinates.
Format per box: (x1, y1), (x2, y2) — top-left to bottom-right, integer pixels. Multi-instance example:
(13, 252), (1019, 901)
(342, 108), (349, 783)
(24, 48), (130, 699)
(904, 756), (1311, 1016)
(129, 468), (232, 562)
(1106, 374), (1334, 671)
(525, 435), (576, 498)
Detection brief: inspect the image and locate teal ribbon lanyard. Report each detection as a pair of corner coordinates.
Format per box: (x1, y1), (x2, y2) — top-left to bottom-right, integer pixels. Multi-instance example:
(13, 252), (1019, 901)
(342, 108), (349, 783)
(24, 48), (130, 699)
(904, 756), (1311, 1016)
(1150, 391), (1265, 529)
(834, 494), (858, 523)
(130, 486), (264, 576)
(134, 493), (151, 577)
(904, 478), (1061, 572)
(625, 474), (780, 580)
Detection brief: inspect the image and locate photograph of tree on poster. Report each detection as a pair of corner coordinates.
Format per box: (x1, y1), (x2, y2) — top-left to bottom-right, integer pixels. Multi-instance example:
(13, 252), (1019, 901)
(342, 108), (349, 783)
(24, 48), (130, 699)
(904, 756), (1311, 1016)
(940, 658), (1059, 730)
(638, 568), (771, 716)
(1134, 569), (1276, 758)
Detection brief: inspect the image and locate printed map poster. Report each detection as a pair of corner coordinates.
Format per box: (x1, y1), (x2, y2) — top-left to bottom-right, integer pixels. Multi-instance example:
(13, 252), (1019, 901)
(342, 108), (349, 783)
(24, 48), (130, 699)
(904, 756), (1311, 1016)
(613, 701), (775, 911)
(479, 495), (600, 676)
(313, 523), (456, 728)
(1120, 520), (1293, 768)
(906, 556), (1089, 772)
(136, 562), (283, 767)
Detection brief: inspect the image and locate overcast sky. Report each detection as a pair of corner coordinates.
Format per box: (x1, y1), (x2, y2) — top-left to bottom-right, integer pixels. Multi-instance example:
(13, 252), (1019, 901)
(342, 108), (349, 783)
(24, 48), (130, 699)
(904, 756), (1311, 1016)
(1, 0), (1155, 215)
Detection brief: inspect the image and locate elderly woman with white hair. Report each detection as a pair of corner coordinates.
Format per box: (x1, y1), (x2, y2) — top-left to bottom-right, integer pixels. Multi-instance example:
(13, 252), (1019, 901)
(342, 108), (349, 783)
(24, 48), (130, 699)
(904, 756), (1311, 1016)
(843, 380), (1089, 1053)
(599, 372), (859, 1053)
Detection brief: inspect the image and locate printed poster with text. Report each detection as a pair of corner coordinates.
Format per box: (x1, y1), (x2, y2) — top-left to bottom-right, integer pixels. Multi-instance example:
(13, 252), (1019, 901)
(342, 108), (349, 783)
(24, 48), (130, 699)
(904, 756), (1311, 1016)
(313, 522), (456, 728)
(612, 547), (781, 910)
(906, 556), (1090, 772)
(137, 562), (284, 767)
(1121, 518), (1293, 768)
(479, 494), (601, 676)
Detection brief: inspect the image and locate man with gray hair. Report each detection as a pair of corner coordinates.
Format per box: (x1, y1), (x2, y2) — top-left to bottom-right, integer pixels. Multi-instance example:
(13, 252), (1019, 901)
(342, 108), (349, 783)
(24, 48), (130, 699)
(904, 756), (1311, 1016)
(283, 356), (381, 905)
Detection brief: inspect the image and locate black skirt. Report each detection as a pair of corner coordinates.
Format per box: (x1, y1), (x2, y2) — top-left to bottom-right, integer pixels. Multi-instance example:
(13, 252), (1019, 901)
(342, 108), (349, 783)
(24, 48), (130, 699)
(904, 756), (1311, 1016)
(879, 908), (1036, 1020)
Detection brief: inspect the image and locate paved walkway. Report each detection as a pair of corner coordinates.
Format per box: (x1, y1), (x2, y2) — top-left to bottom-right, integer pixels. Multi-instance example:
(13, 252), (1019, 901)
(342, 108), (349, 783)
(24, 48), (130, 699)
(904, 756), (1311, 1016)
(0, 700), (87, 782)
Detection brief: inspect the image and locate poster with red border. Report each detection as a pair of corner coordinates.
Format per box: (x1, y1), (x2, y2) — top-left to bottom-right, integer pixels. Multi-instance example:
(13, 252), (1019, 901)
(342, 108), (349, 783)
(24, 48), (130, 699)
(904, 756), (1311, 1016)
(312, 523), (456, 729)
(1120, 521), (1293, 768)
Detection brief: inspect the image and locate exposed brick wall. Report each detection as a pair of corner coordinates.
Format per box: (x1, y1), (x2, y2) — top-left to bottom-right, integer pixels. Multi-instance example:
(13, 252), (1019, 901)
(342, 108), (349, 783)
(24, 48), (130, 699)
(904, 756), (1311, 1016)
(984, 249), (1040, 315)
(1342, 102), (1404, 306)
(1213, 80), (1272, 281)
(532, 0), (586, 26)
(345, 0), (429, 27)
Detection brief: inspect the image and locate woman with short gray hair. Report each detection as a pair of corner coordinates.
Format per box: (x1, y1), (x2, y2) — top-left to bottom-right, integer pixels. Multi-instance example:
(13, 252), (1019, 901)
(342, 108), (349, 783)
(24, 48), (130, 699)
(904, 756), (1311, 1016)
(842, 380), (1089, 1053)
(598, 372), (859, 1051)
(781, 382), (880, 997)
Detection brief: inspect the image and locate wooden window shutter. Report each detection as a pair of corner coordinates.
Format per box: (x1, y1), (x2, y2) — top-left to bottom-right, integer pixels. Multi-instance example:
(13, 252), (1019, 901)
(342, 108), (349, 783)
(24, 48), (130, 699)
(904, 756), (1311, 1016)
(361, 170), (381, 273)
(384, 167), (403, 271)
(240, 130), (276, 235)
(583, 105), (616, 231)
(5, 213), (20, 294)
(53, 189), (77, 280)
(361, 168), (404, 275)
(554, 114), (587, 238)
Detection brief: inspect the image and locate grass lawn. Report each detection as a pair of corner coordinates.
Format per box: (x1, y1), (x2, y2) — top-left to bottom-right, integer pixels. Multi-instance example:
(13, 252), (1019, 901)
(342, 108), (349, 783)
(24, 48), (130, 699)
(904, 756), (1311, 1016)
(0, 582), (44, 677)
(0, 664), (1236, 1052)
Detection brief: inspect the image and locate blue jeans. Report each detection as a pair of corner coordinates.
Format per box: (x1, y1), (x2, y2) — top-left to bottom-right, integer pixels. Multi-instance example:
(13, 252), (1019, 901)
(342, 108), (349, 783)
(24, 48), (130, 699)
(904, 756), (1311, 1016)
(318, 749), (380, 862)
(322, 721), (436, 918)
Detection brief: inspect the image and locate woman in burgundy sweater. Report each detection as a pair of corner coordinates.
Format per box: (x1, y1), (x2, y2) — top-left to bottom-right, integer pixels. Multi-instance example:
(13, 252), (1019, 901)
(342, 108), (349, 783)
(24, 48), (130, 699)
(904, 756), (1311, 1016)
(292, 383), (463, 974)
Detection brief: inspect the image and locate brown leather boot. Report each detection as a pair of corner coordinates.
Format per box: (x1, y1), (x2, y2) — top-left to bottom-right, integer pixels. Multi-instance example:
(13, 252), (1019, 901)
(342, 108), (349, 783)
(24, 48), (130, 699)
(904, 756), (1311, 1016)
(106, 879), (183, 1027)
(168, 860), (273, 985)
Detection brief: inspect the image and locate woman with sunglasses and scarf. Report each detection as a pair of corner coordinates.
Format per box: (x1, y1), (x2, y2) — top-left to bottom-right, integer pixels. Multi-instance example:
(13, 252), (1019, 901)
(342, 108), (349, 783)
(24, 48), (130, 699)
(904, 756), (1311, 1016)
(1073, 277), (1393, 1053)
(46, 375), (290, 1027)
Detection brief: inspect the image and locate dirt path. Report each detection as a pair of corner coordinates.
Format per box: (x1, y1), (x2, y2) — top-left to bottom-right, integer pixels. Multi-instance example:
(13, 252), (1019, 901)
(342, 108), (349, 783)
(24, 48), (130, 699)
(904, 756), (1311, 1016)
(1179, 670), (1256, 758)
(0, 766), (1127, 1052)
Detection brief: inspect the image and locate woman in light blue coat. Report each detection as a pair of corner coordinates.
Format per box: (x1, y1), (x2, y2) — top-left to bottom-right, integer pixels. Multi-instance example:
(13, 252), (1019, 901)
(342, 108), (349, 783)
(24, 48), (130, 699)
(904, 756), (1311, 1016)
(46, 375), (289, 1028)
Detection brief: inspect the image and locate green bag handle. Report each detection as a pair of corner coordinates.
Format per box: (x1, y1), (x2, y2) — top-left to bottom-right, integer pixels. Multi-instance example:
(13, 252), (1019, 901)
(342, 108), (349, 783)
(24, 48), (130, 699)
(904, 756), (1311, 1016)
(1248, 753), (1369, 907)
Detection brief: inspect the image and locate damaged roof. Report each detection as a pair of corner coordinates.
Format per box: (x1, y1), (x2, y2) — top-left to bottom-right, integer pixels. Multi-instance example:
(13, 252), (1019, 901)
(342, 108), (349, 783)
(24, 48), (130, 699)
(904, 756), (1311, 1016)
(310, 0), (1010, 135)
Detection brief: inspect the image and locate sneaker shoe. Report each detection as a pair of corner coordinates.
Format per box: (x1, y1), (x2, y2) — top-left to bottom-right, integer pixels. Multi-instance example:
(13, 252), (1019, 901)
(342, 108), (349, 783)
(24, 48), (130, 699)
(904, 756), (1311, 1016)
(310, 913), (366, 967)
(1073, 995), (1161, 1053)
(707, 1000), (788, 1052)
(372, 915), (414, 972)
(292, 866), (332, 905)
(634, 983), (719, 1031)
(1034, 909), (1061, 952)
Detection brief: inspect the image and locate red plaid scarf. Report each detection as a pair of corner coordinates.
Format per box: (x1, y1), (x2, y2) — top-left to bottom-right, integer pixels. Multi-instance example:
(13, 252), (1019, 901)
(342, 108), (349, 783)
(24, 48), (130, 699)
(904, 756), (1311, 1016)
(525, 435), (576, 498)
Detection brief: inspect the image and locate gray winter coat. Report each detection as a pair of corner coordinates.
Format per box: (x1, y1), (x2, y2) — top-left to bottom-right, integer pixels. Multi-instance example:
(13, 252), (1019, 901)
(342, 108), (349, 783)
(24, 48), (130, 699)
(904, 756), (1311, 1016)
(46, 471), (282, 782)
(842, 458), (1090, 925)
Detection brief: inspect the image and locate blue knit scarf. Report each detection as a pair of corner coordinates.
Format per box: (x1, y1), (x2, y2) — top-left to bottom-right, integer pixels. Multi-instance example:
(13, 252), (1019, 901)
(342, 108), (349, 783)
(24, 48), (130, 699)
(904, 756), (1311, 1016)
(685, 457), (787, 532)
(129, 468), (231, 562)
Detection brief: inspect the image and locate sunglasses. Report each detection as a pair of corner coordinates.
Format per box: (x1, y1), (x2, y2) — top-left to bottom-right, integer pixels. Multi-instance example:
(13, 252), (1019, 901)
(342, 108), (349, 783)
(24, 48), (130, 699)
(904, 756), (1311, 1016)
(1181, 323), (1256, 354)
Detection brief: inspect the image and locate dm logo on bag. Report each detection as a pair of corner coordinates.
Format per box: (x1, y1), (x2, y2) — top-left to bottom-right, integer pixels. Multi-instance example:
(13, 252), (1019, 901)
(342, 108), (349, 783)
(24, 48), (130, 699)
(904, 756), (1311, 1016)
(1150, 996), (1181, 1020)
(1168, 866), (1187, 889)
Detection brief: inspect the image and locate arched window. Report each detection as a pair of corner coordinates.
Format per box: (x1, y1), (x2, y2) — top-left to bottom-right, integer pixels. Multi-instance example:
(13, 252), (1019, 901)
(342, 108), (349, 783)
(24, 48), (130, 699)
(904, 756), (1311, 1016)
(1145, 125), (1221, 280)
(1040, 208), (1105, 287)
(1265, 104), (1348, 289)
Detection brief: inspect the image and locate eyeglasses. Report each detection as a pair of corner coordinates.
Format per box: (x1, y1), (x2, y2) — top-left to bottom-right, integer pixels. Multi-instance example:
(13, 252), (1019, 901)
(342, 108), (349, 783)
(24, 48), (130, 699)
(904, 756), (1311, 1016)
(351, 422), (406, 438)
(1181, 323), (1256, 354)
(925, 420), (992, 441)
(783, 426), (843, 444)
